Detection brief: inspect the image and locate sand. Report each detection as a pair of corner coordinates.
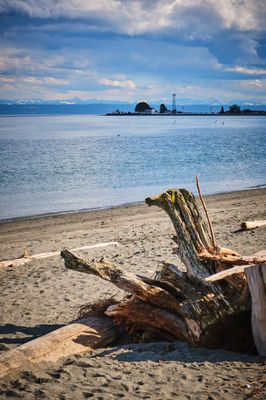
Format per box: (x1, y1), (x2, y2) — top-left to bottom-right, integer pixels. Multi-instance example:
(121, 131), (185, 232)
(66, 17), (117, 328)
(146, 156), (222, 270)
(0, 188), (266, 399)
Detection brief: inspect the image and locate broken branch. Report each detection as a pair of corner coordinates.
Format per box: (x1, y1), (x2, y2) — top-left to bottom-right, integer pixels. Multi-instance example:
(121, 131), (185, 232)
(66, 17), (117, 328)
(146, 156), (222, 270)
(61, 249), (182, 315)
(0, 242), (119, 269)
(199, 249), (266, 266)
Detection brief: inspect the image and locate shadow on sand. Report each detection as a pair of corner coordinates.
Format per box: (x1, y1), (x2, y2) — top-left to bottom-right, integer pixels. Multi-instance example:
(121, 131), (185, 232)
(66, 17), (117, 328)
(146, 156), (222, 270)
(0, 323), (64, 346)
(89, 341), (262, 364)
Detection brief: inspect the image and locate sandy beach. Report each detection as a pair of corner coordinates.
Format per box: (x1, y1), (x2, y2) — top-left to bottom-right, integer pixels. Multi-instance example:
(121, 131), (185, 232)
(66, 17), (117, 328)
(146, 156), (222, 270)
(0, 188), (266, 399)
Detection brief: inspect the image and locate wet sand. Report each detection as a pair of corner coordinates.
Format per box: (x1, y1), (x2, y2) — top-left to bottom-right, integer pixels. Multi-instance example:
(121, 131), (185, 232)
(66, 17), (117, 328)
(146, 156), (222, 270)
(0, 188), (266, 399)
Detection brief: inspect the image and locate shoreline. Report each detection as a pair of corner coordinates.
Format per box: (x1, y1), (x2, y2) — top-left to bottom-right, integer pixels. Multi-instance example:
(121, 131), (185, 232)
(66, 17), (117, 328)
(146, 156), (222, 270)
(1, 112), (266, 117)
(1, 186), (265, 225)
(106, 112), (266, 116)
(0, 200), (144, 225)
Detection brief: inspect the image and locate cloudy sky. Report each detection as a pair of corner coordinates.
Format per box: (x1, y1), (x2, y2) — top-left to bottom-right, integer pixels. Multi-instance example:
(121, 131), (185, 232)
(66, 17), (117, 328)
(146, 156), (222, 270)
(0, 0), (266, 104)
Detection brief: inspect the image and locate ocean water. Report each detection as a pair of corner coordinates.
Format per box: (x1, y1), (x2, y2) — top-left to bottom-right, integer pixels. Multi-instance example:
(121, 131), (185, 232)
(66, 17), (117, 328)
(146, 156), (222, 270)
(0, 115), (265, 220)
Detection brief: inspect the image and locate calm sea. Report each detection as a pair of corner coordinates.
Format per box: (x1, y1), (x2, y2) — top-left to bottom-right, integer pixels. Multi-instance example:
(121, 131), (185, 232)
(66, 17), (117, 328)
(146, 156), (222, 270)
(0, 115), (265, 220)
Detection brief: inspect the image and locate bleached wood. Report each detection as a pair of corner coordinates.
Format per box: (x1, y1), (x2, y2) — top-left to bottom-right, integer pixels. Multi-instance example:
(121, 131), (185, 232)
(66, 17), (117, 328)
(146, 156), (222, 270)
(206, 265), (248, 282)
(246, 263), (266, 356)
(0, 242), (119, 269)
(0, 316), (119, 378)
(205, 251), (266, 282)
(241, 220), (266, 230)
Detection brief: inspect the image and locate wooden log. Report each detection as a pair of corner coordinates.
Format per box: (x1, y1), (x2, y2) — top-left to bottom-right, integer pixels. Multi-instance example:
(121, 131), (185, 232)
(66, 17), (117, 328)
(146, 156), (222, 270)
(61, 249), (247, 347)
(203, 250), (266, 354)
(0, 316), (119, 378)
(245, 263), (266, 356)
(61, 249), (182, 315)
(106, 301), (187, 341)
(60, 188), (258, 352)
(241, 220), (266, 230)
(206, 264), (249, 282)
(0, 242), (119, 269)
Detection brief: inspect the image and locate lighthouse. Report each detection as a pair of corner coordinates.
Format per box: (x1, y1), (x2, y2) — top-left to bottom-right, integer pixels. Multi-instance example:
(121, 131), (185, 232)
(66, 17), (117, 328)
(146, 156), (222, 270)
(172, 93), (176, 114)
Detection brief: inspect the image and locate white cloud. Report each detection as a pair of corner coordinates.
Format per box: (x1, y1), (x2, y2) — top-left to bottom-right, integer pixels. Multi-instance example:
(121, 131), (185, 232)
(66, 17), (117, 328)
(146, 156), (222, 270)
(240, 79), (264, 88)
(22, 76), (69, 86)
(1, 74), (266, 104)
(99, 78), (136, 89)
(224, 66), (266, 75)
(1, 0), (265, 35)
(0, 48), (32, 73)
(0, 76), (14, 83)
(0, 47), (93, 81)
(43, 77), (69, 85)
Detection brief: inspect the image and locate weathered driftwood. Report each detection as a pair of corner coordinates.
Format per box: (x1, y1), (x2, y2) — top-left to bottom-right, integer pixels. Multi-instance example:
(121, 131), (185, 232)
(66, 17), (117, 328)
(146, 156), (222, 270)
(62, 250), (253, 350)
(246, 263), (266, 356)
(146, 189), (247, 292)
(0, 316), (119, 378)
(241, 220), (266, 230)
(106, 301), (187, 342)
(61, 189), (261, 352)
(147, 190), (266, 354)
(61, 250), (183, 315)
(59, 188), (266, 353)
(146, 189), (214, 281)
(204, 250), (266, 356)
(0, 242), (119, 269)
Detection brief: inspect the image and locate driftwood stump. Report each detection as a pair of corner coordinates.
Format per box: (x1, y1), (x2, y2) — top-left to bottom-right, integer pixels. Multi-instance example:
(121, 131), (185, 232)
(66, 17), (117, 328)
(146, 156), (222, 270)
(61, 188), (264, 354)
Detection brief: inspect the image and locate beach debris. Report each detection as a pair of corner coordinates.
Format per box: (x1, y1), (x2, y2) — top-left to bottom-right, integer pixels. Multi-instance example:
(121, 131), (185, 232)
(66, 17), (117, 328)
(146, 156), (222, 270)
(0, 242), (119, 269)
(0, 316), (119, 379)
(61, 188), (266, 355)
(241, 220), (266, 230)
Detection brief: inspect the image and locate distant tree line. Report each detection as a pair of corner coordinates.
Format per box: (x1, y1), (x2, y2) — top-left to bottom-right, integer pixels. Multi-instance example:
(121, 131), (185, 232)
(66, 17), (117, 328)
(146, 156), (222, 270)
(135, 101), (169, 113)
(220, 104), (241, 114)
(159, 104), (168, 113)
(228, 104), (241, 114)
(134, 102), (265, 115)
(219, 104), (265, 115)
(135, 102), (151, 112)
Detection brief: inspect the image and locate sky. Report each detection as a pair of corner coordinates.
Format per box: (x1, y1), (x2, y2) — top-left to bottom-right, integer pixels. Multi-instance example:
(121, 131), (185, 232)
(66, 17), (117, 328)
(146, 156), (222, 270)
(0, 0), (266, 105)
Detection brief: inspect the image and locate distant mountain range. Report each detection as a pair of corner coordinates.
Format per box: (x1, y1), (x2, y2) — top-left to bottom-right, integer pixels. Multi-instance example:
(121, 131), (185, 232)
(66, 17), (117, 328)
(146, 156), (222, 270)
(0, 102), (266, 115)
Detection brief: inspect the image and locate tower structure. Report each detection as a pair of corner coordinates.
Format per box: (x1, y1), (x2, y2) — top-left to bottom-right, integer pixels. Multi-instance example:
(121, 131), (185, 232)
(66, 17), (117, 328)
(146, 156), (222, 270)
(172, 93), (176, 113)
